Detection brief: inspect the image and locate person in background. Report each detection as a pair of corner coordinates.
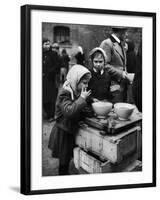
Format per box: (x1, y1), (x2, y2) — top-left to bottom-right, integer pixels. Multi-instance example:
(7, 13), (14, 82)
(43, 39), (58, 121)
(51, 43), (62, 91)
(100, 27), (130, 103)
(126, 39), (137, 104)
(48, 64), (91, 175)
(60, 49), (70, 84)
(51, 42), (60, 55)
(132, 42), (142, 112)
(75, 46), (85, 65)
(88, 47), (112, 102)
(126, 39), (137, 73)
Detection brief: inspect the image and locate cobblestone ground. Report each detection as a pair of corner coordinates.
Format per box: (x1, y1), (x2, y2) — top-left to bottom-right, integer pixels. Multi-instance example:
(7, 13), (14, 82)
(42, 120), (79, 176)
(42, 121), (59, 176)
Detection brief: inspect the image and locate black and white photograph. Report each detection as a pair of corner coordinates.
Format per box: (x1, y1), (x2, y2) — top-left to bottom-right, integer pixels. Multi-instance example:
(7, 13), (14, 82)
(42, 22), (143, 176)
(20, 4), (156, 195)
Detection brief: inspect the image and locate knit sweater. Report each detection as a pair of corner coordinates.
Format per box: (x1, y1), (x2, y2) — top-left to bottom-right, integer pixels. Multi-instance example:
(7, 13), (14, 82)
(88, 69), (112, 101)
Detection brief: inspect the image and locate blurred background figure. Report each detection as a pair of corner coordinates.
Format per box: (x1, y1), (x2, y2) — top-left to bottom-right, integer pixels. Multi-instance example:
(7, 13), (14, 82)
(132, 42), (142, 112)
(43, 39), (59, 121)
(60, 49), (70, 84)
(51, 43), (62, 92)
(126, 39), (137, 104)
(126, 39), (137, 74)
(75, 46), (85, 65)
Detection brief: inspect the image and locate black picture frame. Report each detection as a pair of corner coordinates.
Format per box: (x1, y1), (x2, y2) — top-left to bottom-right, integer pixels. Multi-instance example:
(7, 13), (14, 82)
(21, 4), (156, 195)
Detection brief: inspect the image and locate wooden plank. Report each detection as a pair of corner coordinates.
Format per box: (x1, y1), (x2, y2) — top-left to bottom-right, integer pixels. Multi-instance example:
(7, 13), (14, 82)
(73, 147), (110, 174)
(76, 125), (141, 163)
(72, 148), (142, 174)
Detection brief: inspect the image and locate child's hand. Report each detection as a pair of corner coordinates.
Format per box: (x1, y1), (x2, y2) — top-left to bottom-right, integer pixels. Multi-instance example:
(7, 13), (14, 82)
(80, 87), (91, 100)
(122, 71), (128, 79)
(110, 84), (120, 92)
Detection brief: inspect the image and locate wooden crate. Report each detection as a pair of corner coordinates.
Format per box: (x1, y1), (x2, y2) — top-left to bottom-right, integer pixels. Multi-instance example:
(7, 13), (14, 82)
(76, 124), (142, 163)
(73, 147), (110, 173)
(73, 147), (142, 174)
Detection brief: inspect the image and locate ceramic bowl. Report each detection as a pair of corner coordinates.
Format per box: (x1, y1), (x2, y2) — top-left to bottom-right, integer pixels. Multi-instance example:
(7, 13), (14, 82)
(92, 101), (113, 118)
(114, 103), (135, 120)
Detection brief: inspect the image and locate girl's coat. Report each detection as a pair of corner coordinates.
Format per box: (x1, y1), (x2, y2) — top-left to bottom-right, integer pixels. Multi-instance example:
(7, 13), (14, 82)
(48, 65), (90, 165)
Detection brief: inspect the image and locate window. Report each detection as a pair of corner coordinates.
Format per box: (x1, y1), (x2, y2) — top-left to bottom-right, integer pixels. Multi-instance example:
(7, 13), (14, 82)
(54, 26), (70, 44)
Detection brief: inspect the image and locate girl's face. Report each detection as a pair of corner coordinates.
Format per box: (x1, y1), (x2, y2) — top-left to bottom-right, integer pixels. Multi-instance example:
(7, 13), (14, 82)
(77, 77), (91, 93)
(93, 53), (105, 72)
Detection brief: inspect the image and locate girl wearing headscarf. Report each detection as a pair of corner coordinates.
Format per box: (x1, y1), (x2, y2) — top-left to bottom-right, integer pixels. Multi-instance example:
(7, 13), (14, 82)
(48, 64), (91, 175)
(88, 47), (112, 102)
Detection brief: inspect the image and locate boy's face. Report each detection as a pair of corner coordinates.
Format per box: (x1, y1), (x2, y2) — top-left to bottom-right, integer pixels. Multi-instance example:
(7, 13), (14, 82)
(93, 53), (105, 72)
(77, 77), (91, 93)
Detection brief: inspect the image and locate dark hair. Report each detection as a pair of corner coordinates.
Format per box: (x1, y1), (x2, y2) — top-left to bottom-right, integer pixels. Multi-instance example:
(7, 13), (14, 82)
(42, 38), (50, 44)
(62, 49), (67, 54)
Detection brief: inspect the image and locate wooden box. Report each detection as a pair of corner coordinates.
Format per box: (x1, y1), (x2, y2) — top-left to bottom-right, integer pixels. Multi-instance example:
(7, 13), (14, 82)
(73, 147), (110, 173)
(73, 147), (142, 174)
(75, 124), (142, 163)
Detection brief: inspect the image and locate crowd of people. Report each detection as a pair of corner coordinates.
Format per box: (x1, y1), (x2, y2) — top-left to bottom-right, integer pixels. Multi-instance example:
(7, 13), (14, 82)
(42, 40), (70, 121)
(43, 27), (142, 175)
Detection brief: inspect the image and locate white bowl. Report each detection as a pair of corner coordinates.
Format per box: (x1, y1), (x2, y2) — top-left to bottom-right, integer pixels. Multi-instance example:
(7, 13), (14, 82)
(92, 101), (113, 118)
(114, 103), (135, 120)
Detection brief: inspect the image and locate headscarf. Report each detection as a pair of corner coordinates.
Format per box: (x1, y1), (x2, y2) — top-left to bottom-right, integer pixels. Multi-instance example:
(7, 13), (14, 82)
(63, 64), (91, 100)
(89, 47), (108, 64)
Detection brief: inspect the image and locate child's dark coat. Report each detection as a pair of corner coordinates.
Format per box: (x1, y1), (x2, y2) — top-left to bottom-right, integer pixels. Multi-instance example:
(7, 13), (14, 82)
(88, 69), (112, 101)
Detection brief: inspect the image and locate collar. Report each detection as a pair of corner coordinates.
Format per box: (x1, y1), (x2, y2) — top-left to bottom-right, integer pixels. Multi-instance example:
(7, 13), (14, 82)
(111, 34), (121, 44)
(93, 68), (104, 75)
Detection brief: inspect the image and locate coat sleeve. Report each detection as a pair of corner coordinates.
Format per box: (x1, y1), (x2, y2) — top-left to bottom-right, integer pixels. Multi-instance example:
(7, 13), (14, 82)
(59, 91), (87, 118)
(105, 64), (123, 82)
(100, 40), (123, 82)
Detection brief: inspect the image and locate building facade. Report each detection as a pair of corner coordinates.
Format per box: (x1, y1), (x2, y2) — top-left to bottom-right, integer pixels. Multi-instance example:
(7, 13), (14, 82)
(42, 22), (142, 68)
